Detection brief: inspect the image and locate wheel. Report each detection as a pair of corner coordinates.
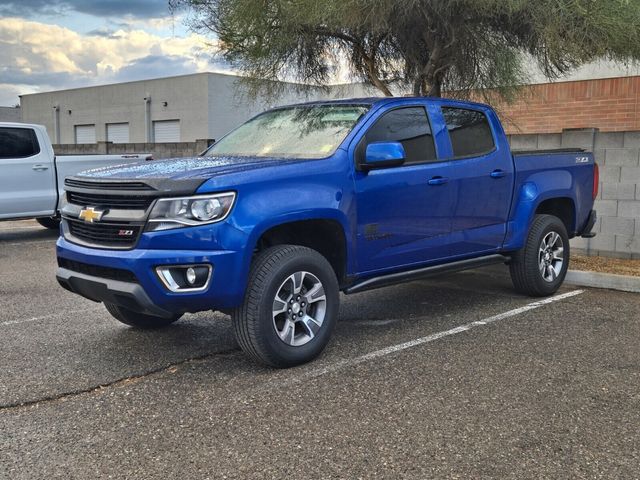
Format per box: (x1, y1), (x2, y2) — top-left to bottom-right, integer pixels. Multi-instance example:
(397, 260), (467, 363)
(232, 245), (340, 368)
(36, 217), (61, 230)
(509, 214), (570, 297)
(104, 303), (182, 329)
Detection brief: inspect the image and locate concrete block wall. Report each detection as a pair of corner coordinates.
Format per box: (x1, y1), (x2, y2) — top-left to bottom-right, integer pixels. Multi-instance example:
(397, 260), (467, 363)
(510, 129), (640, 259)
(53, 139), (214, 160)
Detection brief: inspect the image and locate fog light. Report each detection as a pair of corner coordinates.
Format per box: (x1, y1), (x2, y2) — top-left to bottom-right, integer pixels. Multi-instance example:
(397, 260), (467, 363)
(156, 264), (212, 292)
(186, 267), (197, 285)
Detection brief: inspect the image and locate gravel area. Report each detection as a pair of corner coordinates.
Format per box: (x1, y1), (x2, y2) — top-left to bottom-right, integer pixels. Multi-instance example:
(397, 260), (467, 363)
(571, 254), (640, 277)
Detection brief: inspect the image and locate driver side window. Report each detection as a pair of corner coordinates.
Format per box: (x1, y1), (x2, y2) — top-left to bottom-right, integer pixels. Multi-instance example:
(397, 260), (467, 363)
(360, 107), (437, 165)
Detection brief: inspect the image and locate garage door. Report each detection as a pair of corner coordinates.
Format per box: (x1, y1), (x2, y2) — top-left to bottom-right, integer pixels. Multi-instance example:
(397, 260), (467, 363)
(153, 120), (180, 143)
(106, 123), (129, 143)
(75, 124), (96, 144)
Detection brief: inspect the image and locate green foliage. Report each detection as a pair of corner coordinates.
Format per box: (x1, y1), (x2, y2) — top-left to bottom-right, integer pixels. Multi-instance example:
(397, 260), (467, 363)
(171, 0), (640, 100)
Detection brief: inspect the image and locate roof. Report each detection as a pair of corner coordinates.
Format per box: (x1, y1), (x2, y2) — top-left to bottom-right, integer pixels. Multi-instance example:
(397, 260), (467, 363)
(276, 96), (492, 110)
(0, 122), (43, 129)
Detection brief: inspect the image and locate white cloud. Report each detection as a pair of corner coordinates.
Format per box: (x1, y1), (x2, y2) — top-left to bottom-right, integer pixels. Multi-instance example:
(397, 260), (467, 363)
(0, 17), (226, 105)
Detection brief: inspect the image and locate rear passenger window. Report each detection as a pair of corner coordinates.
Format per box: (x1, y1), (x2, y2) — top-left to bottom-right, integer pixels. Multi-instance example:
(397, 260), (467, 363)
(442, 107), (495, 158)
(363, 107), (437, 164)
(0, 127), (40, 159)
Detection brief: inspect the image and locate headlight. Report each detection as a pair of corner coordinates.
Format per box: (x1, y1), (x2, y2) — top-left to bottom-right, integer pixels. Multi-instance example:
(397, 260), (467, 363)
(146, 192), (236, 231)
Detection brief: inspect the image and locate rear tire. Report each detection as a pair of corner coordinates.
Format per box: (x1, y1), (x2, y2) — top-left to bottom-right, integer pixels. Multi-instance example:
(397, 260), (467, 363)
(509, 214), (570, 297)
(36, 217), (61, 230)
(104, 303), (182, 329)
(232, 245), (339, 368)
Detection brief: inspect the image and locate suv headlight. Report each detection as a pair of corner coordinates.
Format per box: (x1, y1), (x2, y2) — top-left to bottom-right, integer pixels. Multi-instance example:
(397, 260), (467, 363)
(146, 192), (236, 232)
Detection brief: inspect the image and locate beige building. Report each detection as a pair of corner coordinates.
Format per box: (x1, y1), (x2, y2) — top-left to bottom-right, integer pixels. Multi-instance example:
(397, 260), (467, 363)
(19, 73), (371, 145)
(0, 106), (21, 123)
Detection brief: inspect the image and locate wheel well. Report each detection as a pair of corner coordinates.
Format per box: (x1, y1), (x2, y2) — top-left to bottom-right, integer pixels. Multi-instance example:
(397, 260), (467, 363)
(535, 198), (575, 236)
(256, 220), (348, 286)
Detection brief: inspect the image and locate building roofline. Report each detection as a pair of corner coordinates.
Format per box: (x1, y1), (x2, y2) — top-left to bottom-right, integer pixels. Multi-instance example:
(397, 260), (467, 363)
(18, 71), (352, 98)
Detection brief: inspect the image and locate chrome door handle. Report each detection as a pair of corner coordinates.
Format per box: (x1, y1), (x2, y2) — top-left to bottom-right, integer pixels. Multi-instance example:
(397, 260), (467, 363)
(428, 176), (449, 186)
(32, 164), (49, 171)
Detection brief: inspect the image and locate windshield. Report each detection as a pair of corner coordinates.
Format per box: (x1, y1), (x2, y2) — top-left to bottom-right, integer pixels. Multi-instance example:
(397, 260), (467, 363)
(205, 105), (370, 159)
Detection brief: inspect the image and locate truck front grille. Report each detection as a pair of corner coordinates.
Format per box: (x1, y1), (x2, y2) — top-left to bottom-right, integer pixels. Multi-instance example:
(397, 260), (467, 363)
(64, 178), (154, 191)
(67, 191), (155, 210)
(66, 218), (142, 249)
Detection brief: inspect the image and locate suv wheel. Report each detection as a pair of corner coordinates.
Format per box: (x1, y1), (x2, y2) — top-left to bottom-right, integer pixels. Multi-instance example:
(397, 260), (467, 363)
(509, 214), (570, 297)
(36, 216), (61, 230)
(232, 245), (339, 368)
(104, 303), (182, 329)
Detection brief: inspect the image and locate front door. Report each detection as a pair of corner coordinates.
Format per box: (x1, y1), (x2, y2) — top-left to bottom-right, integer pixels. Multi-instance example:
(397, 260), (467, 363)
(0, 126), (56, 219)
(354, 105), (456, 274)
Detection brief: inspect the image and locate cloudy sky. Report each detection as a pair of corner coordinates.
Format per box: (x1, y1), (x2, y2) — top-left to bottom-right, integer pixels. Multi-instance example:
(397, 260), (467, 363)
(0, 0), (228, 106)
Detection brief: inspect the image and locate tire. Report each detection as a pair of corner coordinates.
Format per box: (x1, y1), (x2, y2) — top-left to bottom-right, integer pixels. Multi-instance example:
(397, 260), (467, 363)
(36, 217), (61, 230)
(104, 303), (182, 329)
(509, 214), (570, 297)
(232, 245), (340, 368)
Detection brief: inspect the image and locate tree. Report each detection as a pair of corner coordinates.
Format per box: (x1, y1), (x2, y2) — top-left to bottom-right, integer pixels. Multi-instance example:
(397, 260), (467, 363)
(171, 0), (640, 100)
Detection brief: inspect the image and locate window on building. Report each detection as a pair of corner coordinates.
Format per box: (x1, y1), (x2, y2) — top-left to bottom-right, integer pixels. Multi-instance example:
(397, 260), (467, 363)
(153, 120), (180, 143)
(362, 107), (437, 165)
(0, 127), (40, 158)
(75, 124), (96, 144)
(106, 123), (130, 144)
(442, 107), (495, 158)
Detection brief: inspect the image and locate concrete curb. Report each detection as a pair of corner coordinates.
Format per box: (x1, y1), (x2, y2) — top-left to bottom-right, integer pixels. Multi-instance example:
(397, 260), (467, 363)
(565, 270), (640, 293)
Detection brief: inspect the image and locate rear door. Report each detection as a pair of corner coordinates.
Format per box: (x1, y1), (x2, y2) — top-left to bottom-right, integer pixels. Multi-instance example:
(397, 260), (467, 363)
(437, 106), (514, 255)
(0, 126), (57, 219)
(354, 104), (456, 273)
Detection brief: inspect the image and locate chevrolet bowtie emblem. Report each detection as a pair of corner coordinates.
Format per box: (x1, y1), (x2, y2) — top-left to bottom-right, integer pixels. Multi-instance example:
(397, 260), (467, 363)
(78, 207), (105, 223)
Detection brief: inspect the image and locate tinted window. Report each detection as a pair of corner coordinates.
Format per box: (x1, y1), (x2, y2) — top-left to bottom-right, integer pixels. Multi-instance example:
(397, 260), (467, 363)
(363, 107), (436, 164)
(442, 107), (495, 157)
(0, 127), (40, 159)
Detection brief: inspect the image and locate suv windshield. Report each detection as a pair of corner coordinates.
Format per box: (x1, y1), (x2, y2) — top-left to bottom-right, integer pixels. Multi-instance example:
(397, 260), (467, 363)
(205, 105), (370, 159)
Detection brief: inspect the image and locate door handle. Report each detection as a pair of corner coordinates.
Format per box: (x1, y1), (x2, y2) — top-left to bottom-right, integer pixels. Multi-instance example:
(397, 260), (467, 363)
(428, 176), (449, 186)
(32, 164), (49, 171)
(490, 169), (506, 179)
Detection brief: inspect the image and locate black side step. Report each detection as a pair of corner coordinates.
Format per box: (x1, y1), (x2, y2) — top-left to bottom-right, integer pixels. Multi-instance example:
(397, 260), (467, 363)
(345, 254), (510, 295)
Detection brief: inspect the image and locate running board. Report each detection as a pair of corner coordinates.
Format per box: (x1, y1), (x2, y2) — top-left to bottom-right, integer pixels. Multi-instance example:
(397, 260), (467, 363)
(345, 254), (511, 295)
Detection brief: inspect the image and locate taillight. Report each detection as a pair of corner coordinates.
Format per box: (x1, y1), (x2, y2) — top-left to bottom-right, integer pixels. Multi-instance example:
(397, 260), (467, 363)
(593, 163), (599, 200)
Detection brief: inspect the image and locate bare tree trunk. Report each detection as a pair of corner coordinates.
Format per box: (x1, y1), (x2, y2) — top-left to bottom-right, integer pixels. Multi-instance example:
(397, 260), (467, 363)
(427, 80), (442, 97)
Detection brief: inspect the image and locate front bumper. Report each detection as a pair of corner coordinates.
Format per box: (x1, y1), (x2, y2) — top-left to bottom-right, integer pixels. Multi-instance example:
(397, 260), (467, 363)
(56, 236), (248, 315)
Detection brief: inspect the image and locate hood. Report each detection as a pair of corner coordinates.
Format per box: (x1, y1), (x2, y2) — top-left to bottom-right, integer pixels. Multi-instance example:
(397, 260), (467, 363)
(81, 156), (302, 180)
(72, 155), (305, 194)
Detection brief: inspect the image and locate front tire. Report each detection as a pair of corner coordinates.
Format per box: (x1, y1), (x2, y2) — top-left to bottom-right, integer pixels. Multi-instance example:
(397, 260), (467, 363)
(104, 303), (182, 329)
(509, 214), (570, 297)
(232, 245), (340, 368)
(36, 216), (61, 230)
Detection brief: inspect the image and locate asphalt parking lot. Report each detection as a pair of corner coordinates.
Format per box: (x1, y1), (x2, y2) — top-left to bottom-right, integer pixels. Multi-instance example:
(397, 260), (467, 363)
(1, 220), (639, 479)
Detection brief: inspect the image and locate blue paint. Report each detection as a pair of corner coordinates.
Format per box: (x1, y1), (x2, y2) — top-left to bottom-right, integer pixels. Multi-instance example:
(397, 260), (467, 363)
(57, 97), (597, 315)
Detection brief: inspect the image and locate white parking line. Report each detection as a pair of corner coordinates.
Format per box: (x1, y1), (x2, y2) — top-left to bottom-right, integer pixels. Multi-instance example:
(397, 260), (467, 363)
(289, 289), (585, 383)
(0, 225), (43, 231)
(0, 306), (103, 327)
(1, 240), (54, 247)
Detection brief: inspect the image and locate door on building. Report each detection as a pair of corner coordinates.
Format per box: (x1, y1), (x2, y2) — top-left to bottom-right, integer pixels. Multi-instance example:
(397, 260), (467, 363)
(74, 124), (96, 144)
(106, 123), (129, 143)
(153, 120), (180, 142)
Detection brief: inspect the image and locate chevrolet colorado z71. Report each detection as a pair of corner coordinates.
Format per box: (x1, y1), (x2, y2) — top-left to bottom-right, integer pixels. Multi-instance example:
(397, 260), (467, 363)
(56, 98), (598, 367)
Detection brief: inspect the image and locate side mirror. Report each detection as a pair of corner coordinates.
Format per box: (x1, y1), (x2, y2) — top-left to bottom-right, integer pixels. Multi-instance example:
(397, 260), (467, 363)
(363, 142), (406, 170)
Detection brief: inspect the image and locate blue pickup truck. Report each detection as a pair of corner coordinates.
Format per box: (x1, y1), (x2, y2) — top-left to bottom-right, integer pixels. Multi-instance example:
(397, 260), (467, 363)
(56, 97), (598, 367)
